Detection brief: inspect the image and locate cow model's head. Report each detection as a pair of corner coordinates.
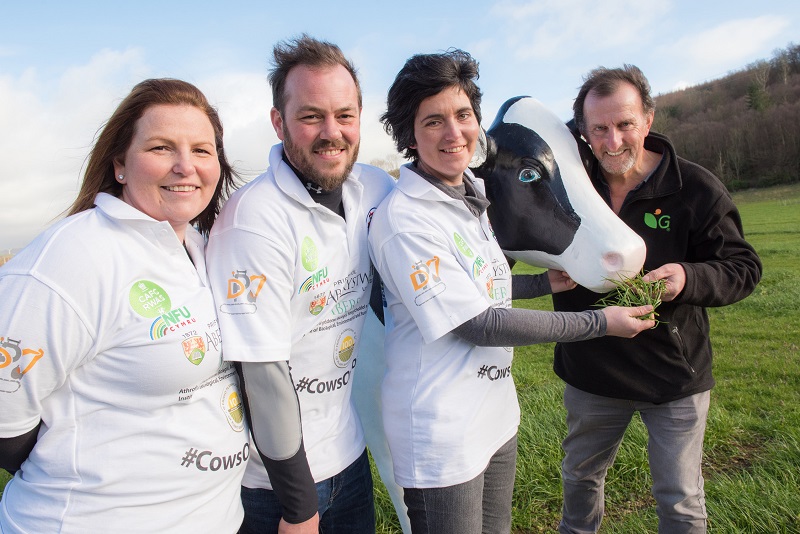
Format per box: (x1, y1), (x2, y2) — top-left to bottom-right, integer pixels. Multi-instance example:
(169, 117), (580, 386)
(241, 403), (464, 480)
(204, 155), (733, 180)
(472, 96), (645, 292)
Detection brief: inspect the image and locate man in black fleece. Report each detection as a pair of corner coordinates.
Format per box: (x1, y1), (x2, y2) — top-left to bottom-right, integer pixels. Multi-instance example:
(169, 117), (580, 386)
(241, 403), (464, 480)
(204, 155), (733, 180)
(554, 65), (762, 534)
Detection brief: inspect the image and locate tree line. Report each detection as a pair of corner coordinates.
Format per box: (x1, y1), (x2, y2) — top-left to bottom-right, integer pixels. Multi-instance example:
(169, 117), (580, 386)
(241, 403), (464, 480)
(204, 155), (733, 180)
(653, 42), (800, 190)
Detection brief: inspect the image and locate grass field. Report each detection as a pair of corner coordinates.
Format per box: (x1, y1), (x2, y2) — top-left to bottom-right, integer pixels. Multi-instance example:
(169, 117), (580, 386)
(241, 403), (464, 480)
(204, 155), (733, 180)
(3, 184), (799, 532)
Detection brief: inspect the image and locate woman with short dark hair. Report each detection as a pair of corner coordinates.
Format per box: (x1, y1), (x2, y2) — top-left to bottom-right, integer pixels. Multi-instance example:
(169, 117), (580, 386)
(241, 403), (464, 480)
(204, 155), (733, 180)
(368, 50), (653, 533)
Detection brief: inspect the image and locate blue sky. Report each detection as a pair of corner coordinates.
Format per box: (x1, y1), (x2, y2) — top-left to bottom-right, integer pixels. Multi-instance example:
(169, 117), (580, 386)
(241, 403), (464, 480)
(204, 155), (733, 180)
(1, 1), (796, 250)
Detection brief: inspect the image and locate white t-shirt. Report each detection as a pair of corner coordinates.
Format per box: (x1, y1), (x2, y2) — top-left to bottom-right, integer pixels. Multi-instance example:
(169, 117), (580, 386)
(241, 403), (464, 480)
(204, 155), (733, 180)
(0, 193), (248, 533)
(206, 144), (395, 488)
(368, 166), (519, 488)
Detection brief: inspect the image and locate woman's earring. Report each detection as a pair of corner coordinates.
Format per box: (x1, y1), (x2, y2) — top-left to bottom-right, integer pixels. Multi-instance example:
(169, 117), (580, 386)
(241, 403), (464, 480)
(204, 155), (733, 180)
(117, 174), (125, 183)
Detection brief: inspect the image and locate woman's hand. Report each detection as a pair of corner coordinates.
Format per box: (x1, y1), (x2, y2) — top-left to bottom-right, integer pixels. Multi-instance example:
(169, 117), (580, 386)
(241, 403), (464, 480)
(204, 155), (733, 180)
(602, 305), (655, 337)
(547, 269), (577, 294)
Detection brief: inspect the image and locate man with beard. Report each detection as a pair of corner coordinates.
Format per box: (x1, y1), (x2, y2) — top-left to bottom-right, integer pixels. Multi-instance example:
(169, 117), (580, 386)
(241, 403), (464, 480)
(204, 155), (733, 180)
(207, 35), (394, 534)
(553, 65), (761, 533)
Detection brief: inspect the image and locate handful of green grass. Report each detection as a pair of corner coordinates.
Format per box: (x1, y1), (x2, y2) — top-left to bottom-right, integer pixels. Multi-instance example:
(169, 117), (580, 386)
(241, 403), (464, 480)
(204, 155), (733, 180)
(594, 272), (667, 325)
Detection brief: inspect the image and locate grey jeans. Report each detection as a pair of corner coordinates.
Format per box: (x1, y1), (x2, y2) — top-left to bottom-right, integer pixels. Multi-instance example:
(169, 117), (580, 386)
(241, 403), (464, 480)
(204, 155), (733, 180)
(559, 385), (709, 534)
(402, 434), (518, 534)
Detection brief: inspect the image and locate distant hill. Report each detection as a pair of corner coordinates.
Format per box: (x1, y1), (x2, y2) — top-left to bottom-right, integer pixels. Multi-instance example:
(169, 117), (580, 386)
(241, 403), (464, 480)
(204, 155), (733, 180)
(653, 42), (800, 191)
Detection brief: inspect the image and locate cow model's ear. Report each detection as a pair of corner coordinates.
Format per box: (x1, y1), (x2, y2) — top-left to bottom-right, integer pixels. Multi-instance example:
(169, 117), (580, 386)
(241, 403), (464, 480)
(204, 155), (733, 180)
(469, 127), (488, 168)
(565, 119), (594, 173)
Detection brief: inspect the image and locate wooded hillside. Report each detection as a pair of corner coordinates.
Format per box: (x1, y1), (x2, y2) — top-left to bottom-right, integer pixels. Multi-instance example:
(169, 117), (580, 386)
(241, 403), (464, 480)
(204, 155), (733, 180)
(653, 43), (800, 190)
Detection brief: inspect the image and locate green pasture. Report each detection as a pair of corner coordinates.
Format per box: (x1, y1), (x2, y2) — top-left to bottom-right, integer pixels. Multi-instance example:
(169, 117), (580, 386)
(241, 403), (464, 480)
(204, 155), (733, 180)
(3, 184), (798, 532)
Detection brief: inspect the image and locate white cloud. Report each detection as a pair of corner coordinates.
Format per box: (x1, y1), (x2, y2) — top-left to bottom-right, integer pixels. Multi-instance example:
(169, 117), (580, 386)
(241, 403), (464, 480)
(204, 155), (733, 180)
(648, 15), (791, 91)
(0, 49), (150, 249)
(490, 0), (671, 60)
(200, 72), (277, 181)
(660, 15), (790, 69)
(359, 92), (401, 165)
(466, 38), (495, 61)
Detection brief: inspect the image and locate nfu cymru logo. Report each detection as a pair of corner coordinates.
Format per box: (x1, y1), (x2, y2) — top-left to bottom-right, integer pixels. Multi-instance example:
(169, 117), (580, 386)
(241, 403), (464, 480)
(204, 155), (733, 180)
(150, 307), (196, 340)
(644, 209), (670, 231)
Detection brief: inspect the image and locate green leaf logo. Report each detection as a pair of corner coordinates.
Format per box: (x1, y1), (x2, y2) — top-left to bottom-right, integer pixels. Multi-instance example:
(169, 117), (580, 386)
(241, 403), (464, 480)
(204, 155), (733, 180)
(453, 232), (474, 258)
(301, 236), (318, 272)
(644, 212), (658, 229)
(129, 280), (171, 318)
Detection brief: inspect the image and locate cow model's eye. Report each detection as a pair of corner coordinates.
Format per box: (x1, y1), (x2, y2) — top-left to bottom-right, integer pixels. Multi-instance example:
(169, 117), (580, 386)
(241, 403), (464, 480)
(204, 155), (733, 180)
(519, 168), (541, 183)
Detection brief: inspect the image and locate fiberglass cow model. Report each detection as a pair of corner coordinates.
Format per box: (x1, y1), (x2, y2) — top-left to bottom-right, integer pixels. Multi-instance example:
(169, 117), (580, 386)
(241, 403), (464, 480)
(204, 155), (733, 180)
(472, 96), (645, 292)
(354, 96), (646, 534)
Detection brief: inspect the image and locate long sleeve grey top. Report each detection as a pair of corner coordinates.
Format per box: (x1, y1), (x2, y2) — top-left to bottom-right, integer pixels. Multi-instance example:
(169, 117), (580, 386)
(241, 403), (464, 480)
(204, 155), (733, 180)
(451, 273), (607, 347)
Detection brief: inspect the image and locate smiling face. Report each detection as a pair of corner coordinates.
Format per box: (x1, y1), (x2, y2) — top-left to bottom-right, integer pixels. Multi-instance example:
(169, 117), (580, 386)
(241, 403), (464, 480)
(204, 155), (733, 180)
(271, 64), (361, 191)
(582, 81), (653, 181)
(113, 104), (220, 242)
(412, 85), (480, 186)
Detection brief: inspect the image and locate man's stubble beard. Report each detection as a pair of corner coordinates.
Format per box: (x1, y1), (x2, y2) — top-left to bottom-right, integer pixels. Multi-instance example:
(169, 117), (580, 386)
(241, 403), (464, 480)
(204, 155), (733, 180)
(283, 127), (360, 191)
(596, 146), (636, 178)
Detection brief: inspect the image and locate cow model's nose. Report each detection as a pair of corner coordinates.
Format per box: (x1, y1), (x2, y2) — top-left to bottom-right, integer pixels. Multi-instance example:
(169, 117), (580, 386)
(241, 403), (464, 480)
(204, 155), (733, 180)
(601, 252), (624, 272)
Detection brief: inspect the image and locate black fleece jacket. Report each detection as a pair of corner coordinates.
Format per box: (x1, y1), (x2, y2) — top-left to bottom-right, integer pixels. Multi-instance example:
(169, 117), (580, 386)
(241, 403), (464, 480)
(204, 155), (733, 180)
(553, 132), (762, 403)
